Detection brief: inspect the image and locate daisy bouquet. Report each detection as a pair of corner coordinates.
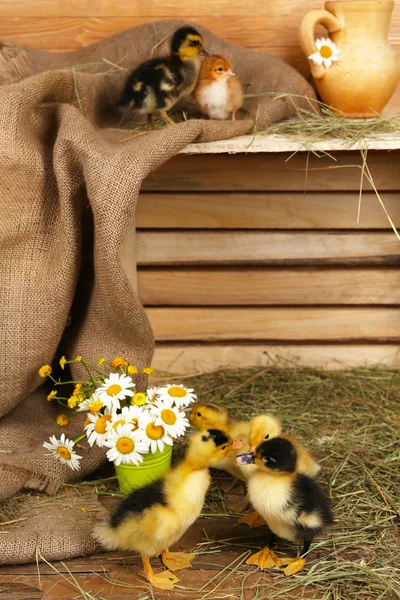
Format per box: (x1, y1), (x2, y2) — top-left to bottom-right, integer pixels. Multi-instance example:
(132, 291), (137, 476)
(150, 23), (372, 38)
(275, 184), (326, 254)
(39, 356), (196, 473)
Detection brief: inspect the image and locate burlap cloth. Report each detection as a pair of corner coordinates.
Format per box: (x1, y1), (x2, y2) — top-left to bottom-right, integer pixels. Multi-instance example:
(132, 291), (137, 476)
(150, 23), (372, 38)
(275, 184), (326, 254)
(0, 19), (315, 563)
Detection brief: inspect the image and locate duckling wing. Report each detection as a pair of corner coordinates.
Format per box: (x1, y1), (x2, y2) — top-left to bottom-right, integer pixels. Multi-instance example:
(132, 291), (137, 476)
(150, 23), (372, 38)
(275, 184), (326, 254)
(292, 475), (333, 537)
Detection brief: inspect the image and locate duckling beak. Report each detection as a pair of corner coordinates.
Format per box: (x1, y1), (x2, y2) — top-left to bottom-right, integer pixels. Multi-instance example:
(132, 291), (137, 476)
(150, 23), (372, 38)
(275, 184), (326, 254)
(236, 451), (255, 465)
(249, 445), (256, 453)
(231, 439), (244, 450)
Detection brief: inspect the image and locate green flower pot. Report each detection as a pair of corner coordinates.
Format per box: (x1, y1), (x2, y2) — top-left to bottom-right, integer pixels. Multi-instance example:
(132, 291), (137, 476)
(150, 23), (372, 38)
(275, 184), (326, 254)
(114, 445), (173, 494)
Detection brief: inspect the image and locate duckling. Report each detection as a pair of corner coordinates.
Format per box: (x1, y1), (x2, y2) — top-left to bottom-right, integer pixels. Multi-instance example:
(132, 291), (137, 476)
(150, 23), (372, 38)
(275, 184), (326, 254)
(193, 55), (244, 120)
(119, 26), (207, 130)
(190, 405), (281, 528)
(94, 429), (241, 590)
(190, 404), (281, 486)
(237, 437), (333, 575)
(248, 416), (320, 477)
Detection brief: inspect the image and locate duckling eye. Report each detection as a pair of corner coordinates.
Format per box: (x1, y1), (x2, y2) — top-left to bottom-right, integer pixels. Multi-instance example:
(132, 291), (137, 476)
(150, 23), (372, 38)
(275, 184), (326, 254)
(216, 67), (224, 72)
(265, 434), (269, 440)
(197, 412), (202, 417)
(221, 445), (227, 450)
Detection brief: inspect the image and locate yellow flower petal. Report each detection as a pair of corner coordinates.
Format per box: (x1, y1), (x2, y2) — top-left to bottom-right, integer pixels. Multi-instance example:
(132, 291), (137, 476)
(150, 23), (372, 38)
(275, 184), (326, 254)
(142, 367), (154, 375)
(56, 414), (69, 426)
(68, 395), (80, 409)
(47, 390), (57, 401)
(97, 358), (105, 366)
(127, 364), (138, 375)
(38, 365), (52, 378)
(59, 356), (67, 370)
(73, 383), (82, 396)
(131, 392), (147, 406)
(80, 507), (87, 513)
(75, 355), (82, 362)
(111, 357), (128, 369)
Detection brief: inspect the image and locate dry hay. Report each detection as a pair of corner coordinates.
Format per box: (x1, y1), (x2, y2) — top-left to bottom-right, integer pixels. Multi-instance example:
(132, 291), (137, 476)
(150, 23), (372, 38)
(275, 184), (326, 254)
(2, 367), (399, 599)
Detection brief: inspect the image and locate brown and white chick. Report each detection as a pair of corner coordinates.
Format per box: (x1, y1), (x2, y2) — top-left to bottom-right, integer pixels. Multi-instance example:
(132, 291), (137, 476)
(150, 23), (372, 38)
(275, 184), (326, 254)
(193, 55), (243, 120)
(237, 437), (333, 575)
(94, 429), (241, 590)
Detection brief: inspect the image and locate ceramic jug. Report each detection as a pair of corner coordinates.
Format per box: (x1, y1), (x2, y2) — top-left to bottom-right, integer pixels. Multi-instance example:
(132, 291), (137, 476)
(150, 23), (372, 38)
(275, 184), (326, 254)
(299, 1), (400, 117)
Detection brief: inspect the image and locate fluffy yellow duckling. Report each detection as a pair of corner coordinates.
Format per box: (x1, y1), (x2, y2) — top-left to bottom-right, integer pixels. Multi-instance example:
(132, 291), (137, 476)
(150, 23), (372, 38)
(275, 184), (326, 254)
(119, 26), (207, 130)
(248, 415), (320, 477)
(189, 404), (281, 485)
(94, 429), (241, 590)
(237, 437), (333, 575)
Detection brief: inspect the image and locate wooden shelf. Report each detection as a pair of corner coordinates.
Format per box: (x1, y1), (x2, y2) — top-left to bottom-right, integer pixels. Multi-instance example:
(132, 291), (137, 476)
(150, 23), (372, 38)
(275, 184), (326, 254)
(180, 133), (400, 155)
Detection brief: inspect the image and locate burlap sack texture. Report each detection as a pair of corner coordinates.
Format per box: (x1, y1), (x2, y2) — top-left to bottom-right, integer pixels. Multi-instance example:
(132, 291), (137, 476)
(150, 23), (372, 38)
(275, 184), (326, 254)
(0, 19), (316, 563)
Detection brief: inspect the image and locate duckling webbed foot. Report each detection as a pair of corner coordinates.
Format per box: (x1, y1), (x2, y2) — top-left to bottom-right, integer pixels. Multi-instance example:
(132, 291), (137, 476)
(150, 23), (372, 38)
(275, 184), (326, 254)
(276, 540), (310, 575)
(279, 557), (306, 575)
(142, 554), (180, 590)
(161, 548), (195, 571)
(238, 511), (266, 528)
(246, 546), (280, 569)
(159, 109), (176, 126)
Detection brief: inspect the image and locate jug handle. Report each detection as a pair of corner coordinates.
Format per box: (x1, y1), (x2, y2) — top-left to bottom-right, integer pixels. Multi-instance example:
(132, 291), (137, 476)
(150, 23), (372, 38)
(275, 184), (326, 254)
(299, 10), (342, 80)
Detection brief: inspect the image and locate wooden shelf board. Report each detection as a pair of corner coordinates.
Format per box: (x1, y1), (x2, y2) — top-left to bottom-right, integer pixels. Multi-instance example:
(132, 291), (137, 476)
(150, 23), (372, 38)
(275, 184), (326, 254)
(180, 133), (400, 155)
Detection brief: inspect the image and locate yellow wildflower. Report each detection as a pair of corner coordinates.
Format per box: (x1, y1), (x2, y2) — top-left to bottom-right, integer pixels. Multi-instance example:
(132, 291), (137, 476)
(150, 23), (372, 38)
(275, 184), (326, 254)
(47, 390), (57, 402)
(142, 367), (154, 375)
(88, 399), (103, 413)
(68, 395), (80, 409)
(73, 383), (82, 396)
(38, 364), (52, 378)
(131, 392), (147, 406)
(98, 483), (107, 491)
(80, 507), (87, 513)
(111, 357), (128, 369)
(59, 356), (67, 370)
(98, 358), (105, 366)
(56, 414), (69, 426)
(127, 364), (138, 375)
(75, 355), (82, 362)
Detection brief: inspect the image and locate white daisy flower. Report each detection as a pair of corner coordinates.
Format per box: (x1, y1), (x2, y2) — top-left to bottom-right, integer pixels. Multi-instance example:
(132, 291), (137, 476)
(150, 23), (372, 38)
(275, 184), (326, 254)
(309, 37), (340, 69)
(146, 386), (160, 403)
(104, 423), (150, 466)
(156, 384), (197, 408)
(43, 433), (82, 471)
(76, 390), (103, 413)
(150, 397), (190, 438)
(106, 405), (144, 435)
(84, 412), (113, 447)
(138, 410), (173, 454)
(96, 373), (135, 411)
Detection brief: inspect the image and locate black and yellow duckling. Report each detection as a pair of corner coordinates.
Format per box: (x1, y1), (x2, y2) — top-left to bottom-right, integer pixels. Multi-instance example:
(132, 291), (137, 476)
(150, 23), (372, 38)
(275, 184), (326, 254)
(189, 404), (281, 486)
(94, 429), (242, 590)
(237, 437), (333, 575)
(119, 26), (207, 130)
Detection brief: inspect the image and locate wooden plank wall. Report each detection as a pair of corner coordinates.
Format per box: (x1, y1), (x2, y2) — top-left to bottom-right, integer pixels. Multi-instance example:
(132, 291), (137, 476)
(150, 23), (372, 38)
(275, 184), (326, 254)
(1, 0), (400, 112)
(136, 151), (400, 372)
(2, 2), (400, 371)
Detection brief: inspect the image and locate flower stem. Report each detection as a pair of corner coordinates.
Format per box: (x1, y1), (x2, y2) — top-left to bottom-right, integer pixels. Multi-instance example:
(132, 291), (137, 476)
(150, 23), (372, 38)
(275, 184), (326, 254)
(73, 433), (86, 445)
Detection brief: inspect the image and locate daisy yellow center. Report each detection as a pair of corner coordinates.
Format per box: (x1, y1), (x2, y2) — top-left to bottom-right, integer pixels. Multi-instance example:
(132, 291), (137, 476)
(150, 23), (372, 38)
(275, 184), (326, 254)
(116, 437), (135, 454)
(320, 45), (332, 59)
(107, 384), (122, 396)
(161, 409), (177, 425)
(112, 419), (125, 431)
(57, 446), (71, 460)
(131, 418), (139, 431)
(146, 422), (164, 440)
(167, 386), (186, 398)
(95, 415), (112, 434)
